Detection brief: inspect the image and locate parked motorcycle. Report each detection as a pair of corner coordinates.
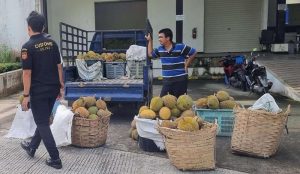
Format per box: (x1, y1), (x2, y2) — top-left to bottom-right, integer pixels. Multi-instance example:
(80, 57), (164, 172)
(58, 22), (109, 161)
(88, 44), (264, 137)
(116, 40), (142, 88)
(245, 51), (273, 94)
(220, 55), (247, 91)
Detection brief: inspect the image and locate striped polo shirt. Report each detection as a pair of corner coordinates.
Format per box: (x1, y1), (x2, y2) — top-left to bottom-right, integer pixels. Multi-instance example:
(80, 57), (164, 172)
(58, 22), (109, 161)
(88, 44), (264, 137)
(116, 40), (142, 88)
(152, 43), (196, 83)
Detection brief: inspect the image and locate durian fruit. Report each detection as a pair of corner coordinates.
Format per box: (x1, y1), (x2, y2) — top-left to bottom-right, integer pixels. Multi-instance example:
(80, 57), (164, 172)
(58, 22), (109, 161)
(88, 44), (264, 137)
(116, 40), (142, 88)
(72, 97), (85, 110)
(139, 106), (149, 114)
(119, 53), (126, 60)
(96, 99), (107, 110)
(194, 116), (204, 127)
(159, 107), (171, 120)
(162, 94), (177, 109)
(88, 114), (98, 120)
(88, 106), (98, 115)
(101, 53), (107, 59)
(195, 98), (208, 108)
(129, 128), (133, 138)
(131, 119), (136, 129)
(220, 100), (237, 109)
(114, 59), (125, 62)
(97, 109), (112, 117)
(177, 117), (199, 131)
(112, 52), (120, 61)
(150, 97), (163, 112)
(139, 109), (156, 119)
(160, 120), (177, 129)
(180, 110), (195, 118)
(86, 51), (97, 59)
(19, 95), (24, 104)
(207, 95), (219, 109)
(229, 96), (235, 101)
(131, 129), (138, 140)
(77, 53), (84, 59)
(84, 96), (96, 108)
(171, 107), (181, 117)
(75, 107), (89, 118)
(177, 94), (193, 111)
(95, 53), (103, 60)
(105, 53), (114, 62)
(216, 90), (230, 102)
(202, 122), (213, 129)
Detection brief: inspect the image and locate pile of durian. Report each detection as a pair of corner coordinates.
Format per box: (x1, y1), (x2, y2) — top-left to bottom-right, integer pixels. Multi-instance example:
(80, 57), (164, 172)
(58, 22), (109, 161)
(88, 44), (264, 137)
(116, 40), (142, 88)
(137, 94), (211, 132)
(77, 51), (126, 62)
(195, 90), (238, 109)
(129, 119), (138, 141)
(72, 96), (112, 120)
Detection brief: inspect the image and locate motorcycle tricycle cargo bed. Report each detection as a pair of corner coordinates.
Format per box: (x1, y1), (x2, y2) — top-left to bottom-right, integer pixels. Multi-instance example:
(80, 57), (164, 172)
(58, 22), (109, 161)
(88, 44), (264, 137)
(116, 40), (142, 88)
(65, 79), (145, 102)
(60, 21), (153, 104)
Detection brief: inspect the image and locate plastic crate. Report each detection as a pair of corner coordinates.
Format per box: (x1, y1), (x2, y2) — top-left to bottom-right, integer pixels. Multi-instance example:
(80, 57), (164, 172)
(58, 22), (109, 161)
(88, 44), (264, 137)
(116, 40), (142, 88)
(127, 60), (146, 79)
(104, 62), (126, 79)
(195, 108), (234, 136)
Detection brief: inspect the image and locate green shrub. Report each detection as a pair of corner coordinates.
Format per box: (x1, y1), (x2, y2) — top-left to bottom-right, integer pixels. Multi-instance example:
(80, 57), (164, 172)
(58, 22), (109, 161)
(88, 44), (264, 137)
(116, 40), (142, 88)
(0, 63), (21, 73)
(0, 44), (14, 63)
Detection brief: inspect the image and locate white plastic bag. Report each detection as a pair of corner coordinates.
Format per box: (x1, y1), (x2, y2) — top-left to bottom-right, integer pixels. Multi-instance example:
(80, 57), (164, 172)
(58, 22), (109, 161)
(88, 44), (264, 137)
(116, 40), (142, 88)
(126, 45), (146, 61)
(76, 59), (102, 81)
(5, 105), (37, 139)
(50, 105), (74, 147)
(249, 93), (282, 113)
(135, 116), (165, 150)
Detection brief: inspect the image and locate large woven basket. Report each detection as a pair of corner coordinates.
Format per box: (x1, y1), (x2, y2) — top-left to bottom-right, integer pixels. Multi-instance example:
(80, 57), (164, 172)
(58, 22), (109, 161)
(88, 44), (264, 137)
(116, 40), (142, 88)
(231, 105), (290, 158)
(158, 123), (218, 171)
(71, 115), (110, 148)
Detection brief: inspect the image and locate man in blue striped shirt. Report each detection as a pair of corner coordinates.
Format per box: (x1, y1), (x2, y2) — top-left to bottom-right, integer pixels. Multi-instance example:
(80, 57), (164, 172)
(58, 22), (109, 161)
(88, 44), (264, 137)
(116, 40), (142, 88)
(146, 28), (197, 98)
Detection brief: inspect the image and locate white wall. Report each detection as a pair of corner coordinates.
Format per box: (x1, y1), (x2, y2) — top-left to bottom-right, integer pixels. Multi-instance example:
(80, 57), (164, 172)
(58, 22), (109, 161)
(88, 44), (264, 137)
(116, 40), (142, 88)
(183, 0), (204, 52)
(147, 0), (176, 49)
(147, 0), (204, 51)
(261, 0), (269, 30)
(47, 0), (204, 51)
(0, 0), (36, 51)
(287, 0), (300, 4)
(47, 0), (122, 44)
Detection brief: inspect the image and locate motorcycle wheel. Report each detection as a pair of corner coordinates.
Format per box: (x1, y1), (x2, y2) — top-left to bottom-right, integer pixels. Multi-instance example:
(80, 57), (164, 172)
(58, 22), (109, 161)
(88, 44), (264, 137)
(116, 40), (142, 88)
(242, 80), (248, 91)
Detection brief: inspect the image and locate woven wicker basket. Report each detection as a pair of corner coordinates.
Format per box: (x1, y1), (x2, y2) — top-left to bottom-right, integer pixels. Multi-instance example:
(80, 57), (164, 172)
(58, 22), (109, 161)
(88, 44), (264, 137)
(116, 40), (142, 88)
(71, 115), (110, 148)
(231, 105), (290, 158)
(158, 123), (218, 171)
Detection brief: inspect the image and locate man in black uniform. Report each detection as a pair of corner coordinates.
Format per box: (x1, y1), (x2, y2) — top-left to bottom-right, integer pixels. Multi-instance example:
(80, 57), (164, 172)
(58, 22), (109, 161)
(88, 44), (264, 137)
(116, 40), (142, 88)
(20, 11), (64, 169)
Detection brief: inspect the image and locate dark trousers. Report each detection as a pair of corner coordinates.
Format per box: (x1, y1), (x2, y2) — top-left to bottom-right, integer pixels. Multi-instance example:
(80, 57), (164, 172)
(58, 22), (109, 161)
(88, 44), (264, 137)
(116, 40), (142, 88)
(29, 95), (59, 160)
(160, 79), (188, 98)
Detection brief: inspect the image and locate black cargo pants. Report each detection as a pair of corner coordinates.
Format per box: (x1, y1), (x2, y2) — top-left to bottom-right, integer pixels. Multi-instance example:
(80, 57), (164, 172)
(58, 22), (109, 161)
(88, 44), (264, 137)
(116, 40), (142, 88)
(29, 93), (60, 160)
(160, 78), (188, 98)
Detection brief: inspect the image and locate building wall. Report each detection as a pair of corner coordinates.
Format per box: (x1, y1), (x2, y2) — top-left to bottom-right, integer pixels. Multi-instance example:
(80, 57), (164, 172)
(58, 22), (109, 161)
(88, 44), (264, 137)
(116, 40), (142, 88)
(0, 0), (37, 51)
(147, 0), (176, 49)
(47, 0), (123, 43)
(268, 0), (277, 27)
(46, 0), (269, 52)
(183, 0), (204, 52)
(261, 0), (269, 30)
(147, 0), (204, 51)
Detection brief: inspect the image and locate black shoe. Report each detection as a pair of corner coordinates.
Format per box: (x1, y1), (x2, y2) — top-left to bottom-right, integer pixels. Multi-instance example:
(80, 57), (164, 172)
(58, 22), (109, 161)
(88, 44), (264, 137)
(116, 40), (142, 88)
(20, 141), (36, 157)
(46, 158), (62, 169)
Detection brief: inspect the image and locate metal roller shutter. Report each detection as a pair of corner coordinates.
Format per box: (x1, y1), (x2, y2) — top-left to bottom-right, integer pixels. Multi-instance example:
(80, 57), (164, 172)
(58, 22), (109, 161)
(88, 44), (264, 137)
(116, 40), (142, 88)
(204, 0), (262, 53)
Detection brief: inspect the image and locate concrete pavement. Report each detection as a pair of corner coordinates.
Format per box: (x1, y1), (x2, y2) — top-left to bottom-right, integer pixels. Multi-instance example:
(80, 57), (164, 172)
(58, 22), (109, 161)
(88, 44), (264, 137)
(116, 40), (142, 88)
(0, 92), (19, 137)
(0, 137), (245, 174)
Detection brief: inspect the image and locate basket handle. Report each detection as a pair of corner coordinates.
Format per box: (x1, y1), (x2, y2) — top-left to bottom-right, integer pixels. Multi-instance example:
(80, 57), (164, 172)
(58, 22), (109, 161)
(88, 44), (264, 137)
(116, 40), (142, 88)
(284, 105), (291, 134)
